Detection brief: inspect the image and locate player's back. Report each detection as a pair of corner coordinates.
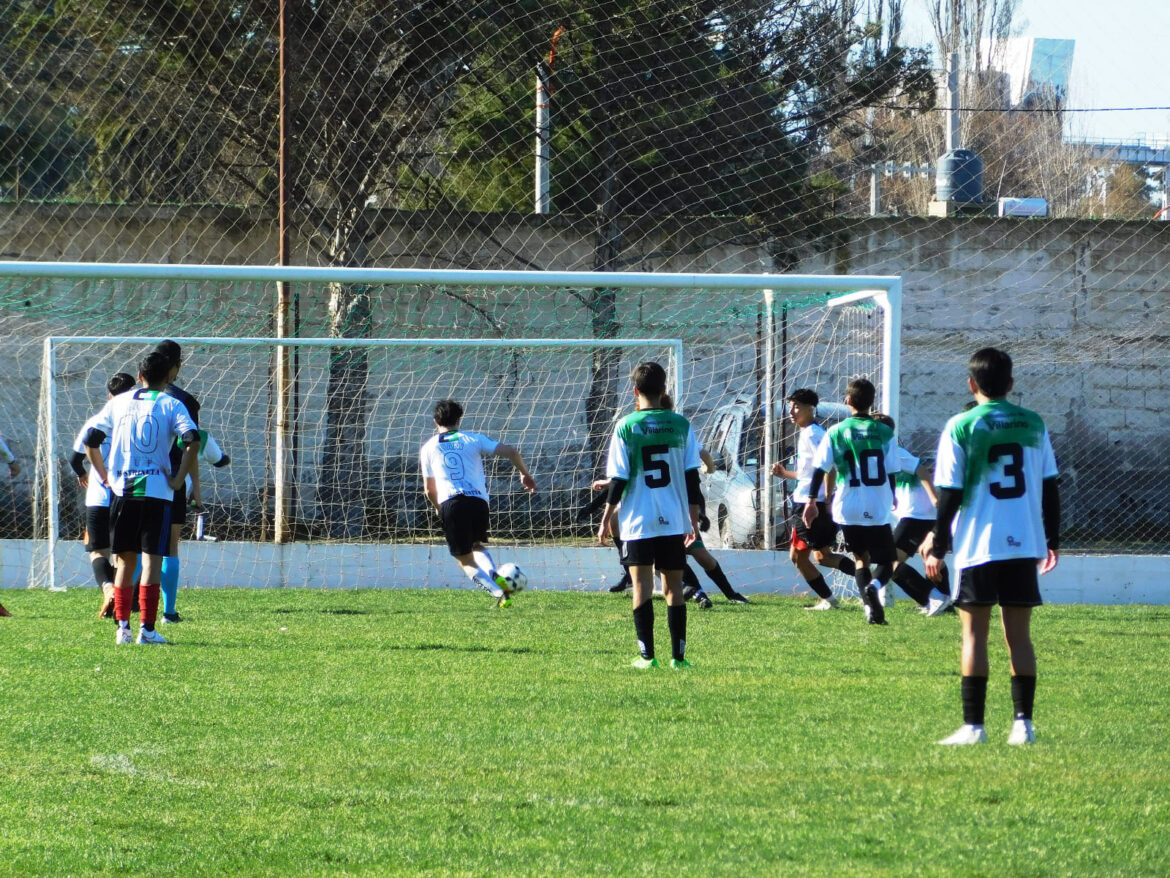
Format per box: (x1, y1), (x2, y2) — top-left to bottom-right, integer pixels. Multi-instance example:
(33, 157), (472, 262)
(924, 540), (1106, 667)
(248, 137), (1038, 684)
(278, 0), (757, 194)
(892, 445), (934, 520)
(936, 399), (1056, 568)
(419, 430), (496, 504)
(821, 416), (898, 526)
(608, 408), (699, 539)
(100, 389), (195, 499)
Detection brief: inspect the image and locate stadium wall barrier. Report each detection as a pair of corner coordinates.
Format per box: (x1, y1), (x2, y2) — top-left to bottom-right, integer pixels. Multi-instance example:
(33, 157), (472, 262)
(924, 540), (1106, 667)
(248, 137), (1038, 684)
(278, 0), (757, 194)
(3, 539), (1166, 605)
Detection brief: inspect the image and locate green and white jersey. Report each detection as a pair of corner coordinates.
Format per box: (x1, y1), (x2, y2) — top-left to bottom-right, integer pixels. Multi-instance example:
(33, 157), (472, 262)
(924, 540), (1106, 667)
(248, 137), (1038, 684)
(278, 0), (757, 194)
(933, 399), (1058, 570)
(419, 430), (499, 505)
(812, 415), (901, 526)
(792, 422), (828, 503)
(605, 408), (701, 540)
(892, 445), (935, 521)
(87, 388), (197, 500)
(73, 416), (113, 508)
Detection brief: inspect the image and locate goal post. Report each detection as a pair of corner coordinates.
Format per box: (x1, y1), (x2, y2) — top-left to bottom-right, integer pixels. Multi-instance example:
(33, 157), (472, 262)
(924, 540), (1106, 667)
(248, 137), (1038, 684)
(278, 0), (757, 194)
(5, 261), (901, 594)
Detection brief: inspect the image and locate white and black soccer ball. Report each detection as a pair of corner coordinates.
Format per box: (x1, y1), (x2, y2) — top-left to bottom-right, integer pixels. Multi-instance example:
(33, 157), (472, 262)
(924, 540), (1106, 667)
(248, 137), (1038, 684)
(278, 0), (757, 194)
(497, 562), (528, 593)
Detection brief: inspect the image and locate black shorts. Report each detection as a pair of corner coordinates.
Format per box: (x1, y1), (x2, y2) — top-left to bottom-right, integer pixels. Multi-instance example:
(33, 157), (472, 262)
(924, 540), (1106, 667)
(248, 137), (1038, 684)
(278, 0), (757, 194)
(439, 494), (490, 557)
(956, 558), (1042, 608)
(84, 505), (111, 553)
(109, 495), (173, 556)
(790, 502), (838, 550)
(840, 524), (896, 565)
(623, 534), (687, 572)
(892, 517), (933, 557)
(172, 483), (188, 525)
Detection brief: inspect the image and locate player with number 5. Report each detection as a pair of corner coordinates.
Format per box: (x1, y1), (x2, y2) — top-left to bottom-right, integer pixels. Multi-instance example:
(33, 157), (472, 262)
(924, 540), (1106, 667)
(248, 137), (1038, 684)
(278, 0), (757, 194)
(598, 362), (702, 670)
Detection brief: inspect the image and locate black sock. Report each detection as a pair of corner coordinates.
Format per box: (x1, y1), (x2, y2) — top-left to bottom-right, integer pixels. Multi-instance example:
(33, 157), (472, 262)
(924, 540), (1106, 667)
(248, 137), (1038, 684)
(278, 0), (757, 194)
(892, 564), (932, 605)
(807, 574), (833, 600)
(633, 600), (655, 659)
(704, 562), (736, 598)
(92, 557), (115, 589)
(873, 563), (894, 588)
(961, 675), (988, 726)
(667, 603), (687, 662)
(854, 566), (872, 594)
(681, 563), (702, 592)
(1011, 675), (1036, 721)
(836, 557), (856, 576)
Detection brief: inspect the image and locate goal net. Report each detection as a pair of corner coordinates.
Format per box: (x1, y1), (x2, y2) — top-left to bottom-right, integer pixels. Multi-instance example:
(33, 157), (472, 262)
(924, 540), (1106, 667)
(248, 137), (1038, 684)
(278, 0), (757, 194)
(10, 263), (898, 596)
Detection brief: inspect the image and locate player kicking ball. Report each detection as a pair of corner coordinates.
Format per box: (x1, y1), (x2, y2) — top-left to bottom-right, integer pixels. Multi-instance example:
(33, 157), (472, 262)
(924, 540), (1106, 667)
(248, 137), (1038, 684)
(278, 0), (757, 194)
(420, 399), (536, 606)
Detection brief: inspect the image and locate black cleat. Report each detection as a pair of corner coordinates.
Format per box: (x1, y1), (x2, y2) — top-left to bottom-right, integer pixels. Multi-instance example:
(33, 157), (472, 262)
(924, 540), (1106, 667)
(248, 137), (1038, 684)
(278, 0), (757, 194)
(696, 592), (713, 609)
(727, 592), (750, 604)
(161, 612), (183, 624)
(864, 585), (888, 625)
(608, 574), (631, 594)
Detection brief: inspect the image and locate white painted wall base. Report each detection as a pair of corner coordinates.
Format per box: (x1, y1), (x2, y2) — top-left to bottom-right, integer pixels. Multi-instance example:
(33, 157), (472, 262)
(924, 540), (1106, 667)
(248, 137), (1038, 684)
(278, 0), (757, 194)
(3, 539), (1166, 605)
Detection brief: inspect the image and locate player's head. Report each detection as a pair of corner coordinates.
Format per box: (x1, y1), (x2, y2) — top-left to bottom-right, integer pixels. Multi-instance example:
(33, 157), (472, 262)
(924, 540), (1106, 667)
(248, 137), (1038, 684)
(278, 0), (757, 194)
(631, 361), (667, 403)
(872, 411), (895, 430)
(154, 339), (182, 378)
(433, 398), (463, 429)
(138, 351), (173, 387)
(786, 388), (818, 427)
(845, 378), (876, 413)
(968, 347), (1013, 398)
(107, 372), (135, 397)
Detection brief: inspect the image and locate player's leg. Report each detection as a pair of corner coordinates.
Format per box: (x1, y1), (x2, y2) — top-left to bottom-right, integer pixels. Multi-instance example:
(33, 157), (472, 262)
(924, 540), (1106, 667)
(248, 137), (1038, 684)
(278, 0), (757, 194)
(1000, 558), (1041, 744)
(608, 536), (631, 593)
(794, 514), (840, 608)
(159, 484), (186, 622)
(136, 499), (172, 643)
(939, 564), (994, 745)
(85, 506), (117, 618)
(658, 537), (689, 667)
(628, 554), (658, 668)
(680, 561), (711, 608)
(689, 543), (746, 603)
(108, 495), (141, 642)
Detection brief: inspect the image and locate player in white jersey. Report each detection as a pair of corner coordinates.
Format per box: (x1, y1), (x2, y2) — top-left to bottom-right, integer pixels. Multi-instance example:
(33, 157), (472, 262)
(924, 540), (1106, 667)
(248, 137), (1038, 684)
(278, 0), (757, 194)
(926, 348), (1059, 747)
(420, 399), (536, 607)
(803, 378), (905, 625)
(83, 352), (199, 644)
(599, 362), (702, 669)
(0, 426), (17, 617)
(772, 388), (857, 610)
(870, 412), (953, 617)
(71, 372), (137, 618)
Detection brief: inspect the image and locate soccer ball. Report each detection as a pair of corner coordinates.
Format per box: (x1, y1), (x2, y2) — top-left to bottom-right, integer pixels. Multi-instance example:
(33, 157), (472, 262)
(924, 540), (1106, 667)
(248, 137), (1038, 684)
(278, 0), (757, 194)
(497, 562), (528, 593)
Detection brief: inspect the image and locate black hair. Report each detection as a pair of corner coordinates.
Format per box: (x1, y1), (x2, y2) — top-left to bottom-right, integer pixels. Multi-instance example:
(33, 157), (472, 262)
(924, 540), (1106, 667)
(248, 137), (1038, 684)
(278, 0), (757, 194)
(660, 392), (674, 411)
(632, 361), (667, 398)
(968, 347), (1013, 397)
(846, 377), (876, 412)
(107, 372), (136, 395)
(154, 339), (182, 368)
(787, 388), (819, 407)
(139, 351), (173, 385)
(433, 398), (464, 428)
(871, 412), (895, 430)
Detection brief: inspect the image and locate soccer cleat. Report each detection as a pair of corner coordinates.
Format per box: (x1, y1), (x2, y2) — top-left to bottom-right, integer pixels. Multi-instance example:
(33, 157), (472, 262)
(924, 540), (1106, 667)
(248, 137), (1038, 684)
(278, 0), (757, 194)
(727, 592), (750, 604)
(608, 574), (631, 594)
(805, 597), (839, 611)
(696, 592), (713, 609)
(495, 594), (513, 608)
(136, 627), (169, 645)
(115, 626), (134, 645)
(877, 585), (896, 608)
(863, 585), (887, 625)
(681, 583), (699, 602)
(631, 656), (659, 669)
(925, 589), (954, 618)
(160, 612), (182, 624)
(98, 583), (115, 619)
(0, 602), (10, 617)
(670, 658), (692, 669)
(938, 724), (987, 746)
(1008, 718), (1036, 745)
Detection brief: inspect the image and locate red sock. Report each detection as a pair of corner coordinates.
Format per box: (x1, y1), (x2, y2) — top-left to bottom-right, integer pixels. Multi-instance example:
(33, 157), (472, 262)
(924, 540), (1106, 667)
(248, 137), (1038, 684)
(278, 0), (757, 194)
(114, 585), (133, 622)
(139, 583), (161, 627)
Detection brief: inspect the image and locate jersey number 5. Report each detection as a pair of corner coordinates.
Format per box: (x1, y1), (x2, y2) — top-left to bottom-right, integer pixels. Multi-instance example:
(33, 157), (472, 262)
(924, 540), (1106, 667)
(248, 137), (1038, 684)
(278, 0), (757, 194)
(642, 444), (671, 488)
(988, 443), (1025, 499)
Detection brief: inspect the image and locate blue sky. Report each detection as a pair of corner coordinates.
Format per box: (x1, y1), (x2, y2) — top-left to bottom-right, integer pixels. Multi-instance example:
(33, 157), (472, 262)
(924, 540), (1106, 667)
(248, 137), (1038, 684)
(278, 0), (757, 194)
(902, 0), (1170, 143)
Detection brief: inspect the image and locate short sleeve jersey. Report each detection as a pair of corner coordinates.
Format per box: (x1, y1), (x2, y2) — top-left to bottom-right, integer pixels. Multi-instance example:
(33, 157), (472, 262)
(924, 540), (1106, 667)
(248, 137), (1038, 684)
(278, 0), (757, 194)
(88, 388), (198, 500)
(164, 383), (200, 471)
(419, 430), (499, 505)
(892, 446), (935, 521)
(933, 399), (1058, 570)
(812, 415), (901, 526)
(791, 422), (828, 503)
(73, 416), (113, 508)
(606, 408), (701, 541)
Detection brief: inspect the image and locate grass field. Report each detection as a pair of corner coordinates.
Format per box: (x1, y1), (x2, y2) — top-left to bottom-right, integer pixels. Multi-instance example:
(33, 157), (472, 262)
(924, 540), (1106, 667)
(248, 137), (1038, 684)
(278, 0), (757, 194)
(1, 588), (1168, 876)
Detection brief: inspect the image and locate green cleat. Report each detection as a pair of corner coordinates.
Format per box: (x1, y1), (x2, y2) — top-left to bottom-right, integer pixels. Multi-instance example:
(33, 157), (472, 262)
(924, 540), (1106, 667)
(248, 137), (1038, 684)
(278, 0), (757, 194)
(631, 656), (659, 669)
(670, 658), (692, 669)
(496, 594), (513, 608)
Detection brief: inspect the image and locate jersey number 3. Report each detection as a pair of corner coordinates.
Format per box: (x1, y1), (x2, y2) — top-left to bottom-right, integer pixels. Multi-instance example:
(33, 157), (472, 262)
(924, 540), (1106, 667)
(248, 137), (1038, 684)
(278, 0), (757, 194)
(642, 444), (671, 488)
(988, 443), (1025, 499)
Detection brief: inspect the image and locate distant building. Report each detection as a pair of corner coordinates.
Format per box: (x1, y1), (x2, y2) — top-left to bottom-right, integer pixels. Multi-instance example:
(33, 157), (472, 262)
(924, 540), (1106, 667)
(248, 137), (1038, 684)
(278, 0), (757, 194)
(992, 37), (1075, 109)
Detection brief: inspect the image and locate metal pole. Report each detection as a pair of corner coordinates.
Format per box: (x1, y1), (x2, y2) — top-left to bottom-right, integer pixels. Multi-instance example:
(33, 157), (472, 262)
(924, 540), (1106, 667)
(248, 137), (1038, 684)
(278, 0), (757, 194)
(535, 63), (550, 214)
(870, 165), (881, 216)
(946, 51), (960, 153)
(762, 290), (776, 551)
(275, 0), (293, 544)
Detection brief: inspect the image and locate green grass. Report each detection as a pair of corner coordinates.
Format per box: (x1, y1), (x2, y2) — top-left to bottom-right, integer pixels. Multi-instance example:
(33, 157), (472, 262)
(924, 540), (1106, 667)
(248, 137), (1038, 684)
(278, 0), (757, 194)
(2, 589), (1168, 876)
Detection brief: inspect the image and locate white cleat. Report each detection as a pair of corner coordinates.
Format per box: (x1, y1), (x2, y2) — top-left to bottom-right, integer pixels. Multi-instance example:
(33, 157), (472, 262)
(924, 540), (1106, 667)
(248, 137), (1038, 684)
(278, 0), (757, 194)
(926, 589), (955, 617)
(115, 626), (134, 645)
(1008, 718), (1035, 745)
(938, 724), (987, 746)
(136, 627), (169, 645)
(805, 598), (839, 611)
(878, 585), (895, 608)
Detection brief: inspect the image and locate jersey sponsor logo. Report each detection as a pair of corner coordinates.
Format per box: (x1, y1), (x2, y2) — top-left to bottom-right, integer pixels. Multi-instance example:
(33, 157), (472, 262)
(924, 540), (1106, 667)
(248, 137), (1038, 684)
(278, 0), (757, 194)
(1007, 535), (1022, 547)
(658, 515), (670, 525)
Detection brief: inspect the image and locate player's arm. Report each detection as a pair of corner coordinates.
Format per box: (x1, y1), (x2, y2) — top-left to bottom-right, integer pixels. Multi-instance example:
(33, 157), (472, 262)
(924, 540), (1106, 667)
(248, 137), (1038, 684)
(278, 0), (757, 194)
(699, 448), (715, 475)
(1040, 476), (1060, 574)
(598, 478), (626, 545)
(82, 429), (109, 486)
(423, 476), (440, 512)
(685, 466), (703, 543)
(168, 431), (200, 491)
(0, 432), (18, 478)
(803, 466), (830, 526)
(70, 451), (89, 488)
(494, 443), (536, 493)
(924, 487), (963, 581)
(917, 463), (939, 506)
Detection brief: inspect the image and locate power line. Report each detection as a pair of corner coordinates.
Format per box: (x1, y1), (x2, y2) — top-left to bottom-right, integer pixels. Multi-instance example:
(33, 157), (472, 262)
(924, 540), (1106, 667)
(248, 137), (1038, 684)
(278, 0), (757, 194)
(875, 103), (1170, 114)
